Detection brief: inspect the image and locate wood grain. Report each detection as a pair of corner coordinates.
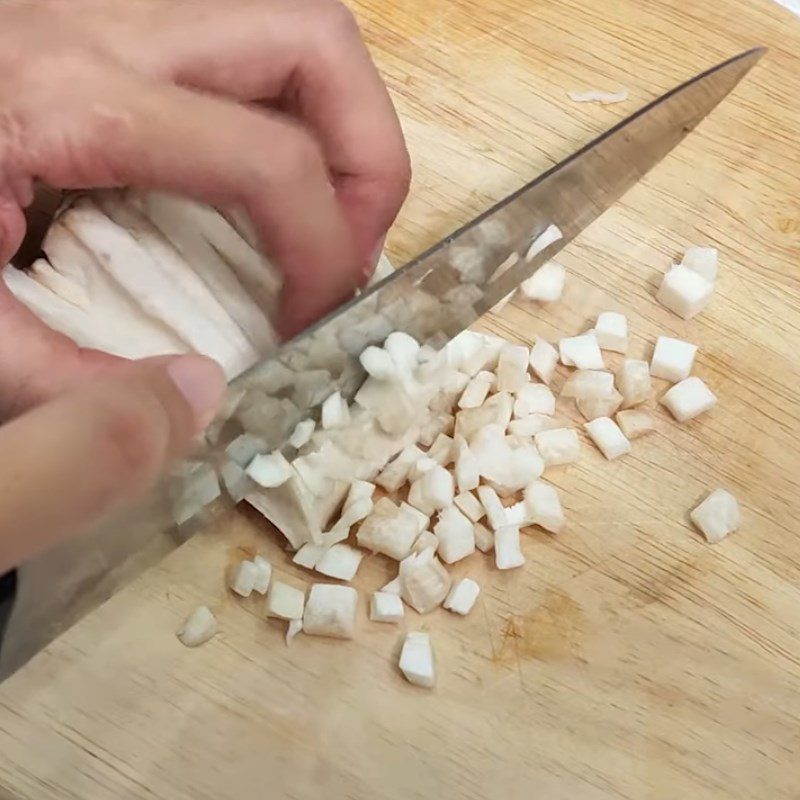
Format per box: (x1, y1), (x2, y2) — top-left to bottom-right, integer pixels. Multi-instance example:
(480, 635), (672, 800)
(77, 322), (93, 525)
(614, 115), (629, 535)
(2, 0), (800, 797)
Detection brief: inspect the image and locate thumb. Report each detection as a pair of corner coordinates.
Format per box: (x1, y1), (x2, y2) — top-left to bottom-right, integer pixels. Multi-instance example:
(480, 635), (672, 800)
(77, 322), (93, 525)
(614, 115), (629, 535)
(0, 354), (225, 572)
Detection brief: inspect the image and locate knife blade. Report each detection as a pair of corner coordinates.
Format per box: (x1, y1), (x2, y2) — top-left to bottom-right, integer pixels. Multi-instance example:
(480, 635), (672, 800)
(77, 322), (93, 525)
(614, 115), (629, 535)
(170, 46), (764, 524)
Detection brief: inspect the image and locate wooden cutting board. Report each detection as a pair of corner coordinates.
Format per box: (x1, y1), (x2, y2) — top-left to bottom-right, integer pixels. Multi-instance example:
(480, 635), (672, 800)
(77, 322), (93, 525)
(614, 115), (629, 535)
(2, 1), (800, 797)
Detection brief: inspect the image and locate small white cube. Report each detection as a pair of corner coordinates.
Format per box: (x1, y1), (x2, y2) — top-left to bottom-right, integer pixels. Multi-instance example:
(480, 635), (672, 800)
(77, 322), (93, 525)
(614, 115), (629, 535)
(458, 371), (494, 409)
(252, 556), (272, 595)
(615, 409), (655, 439)
(494, 525), (525, 570)
(524, 480), (565, 533)
(656, 264), (714, 319)
(399, 632), (436, 689)
(681, 246), (718, 282)
(476, 485), (508, 530)
(454, 491), (485, 523)
(370, 591), (405, 623)
(584, 417), (631, 460)
(266, 581), (305, 620)
(228, 560), (258, 598)
(303, 584), (357, 639)
(529, 337), (560, 384)
(561, 369), (615, 399)
(650, 336), (698, 382)
(513, 383), (556, 417)
(473, 522), (495, 553)
(519, 260), (566, 302)
(443, 578), (481, 615)
(246, 451), (292, 488)
(594, 312), (628, 353)
(508, 414), (556, 436)
(576, 389), (623, 421)
(433, 506), (475, 564)
(314, 544), (364, 581)
(660, 377), (717, 422)
(496, 343), (530, 393)
(321, 390), (350, 430)
(559, 334), (604, 369)
(176, 605), (217, 648)
(534, 428), (581, 466)
(690, 488), (741, 544)
(616, 359), (651, 407)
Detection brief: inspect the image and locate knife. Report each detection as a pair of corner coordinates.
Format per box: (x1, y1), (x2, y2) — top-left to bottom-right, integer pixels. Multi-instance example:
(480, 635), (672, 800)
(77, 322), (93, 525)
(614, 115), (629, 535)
(171, 46), (765, 525)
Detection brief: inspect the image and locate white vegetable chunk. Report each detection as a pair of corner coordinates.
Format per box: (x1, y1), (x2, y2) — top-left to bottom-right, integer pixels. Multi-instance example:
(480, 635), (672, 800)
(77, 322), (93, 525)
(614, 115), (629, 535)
(508, 414), (557, 436)
(381, 577), (401, 595)
(524, 481), (564, 533)
(616, 359), (652, 407)
(519, 260), (566, 302)
(513, 383), (555, 417)
(561, 369), (614, 399)
(528, 337), (559, 384)
(454, 435), (480, 492)
(495, 525), (525, 570)
(594, 312), (628, 353)
(412, 530), (439, 554)
(321, 391), (351, 430)
(657, 264), (714, 319)
(661, 377), (717, 422)
(303, 584), (358, 639)
(691, 488), (741, 544)
(359, 345), (398, 380)
(459, 371), (494, 409)
(454, 392), (513, 440)
(496, 343), (530, 393)
(357, 500), (421, 560)
(534, 428), (580, 466)
(650, 336), (698, 383)
(177, 605), (217, 648)
(584, 417), (631, 460)
(408, 465), (455, 515)
(385, 331), (420, 373)
(615, 409), (655, 439)
(434, 506), (476, 564)
(252, 556), (272, 594)
(266, 581), (305, 620)
(376, 445), (424, 492)
(285, 619), (303, 645)
(681, 246), (718, 283)
(476, 485), (508, 530)
(324, 497), (373, 546)
(454, 491), (485, 523)
(576, 389), (623, 421)
(228, 560), (258, 597)
(444, 578), (481, 615)
(315, 544), (364, 581)
(417, 411), (455, 446)
(399, 632), (435, 689)
(400, 549), (452, 613)
(473, 522), (494, 553)
(246, 452), (292, 488)
(289, 419), (316, 449)
(428, 433), (454, 466)
(525, 224), (563, 262)
(505, 500), (534, 526)
(559, 334), (604, 369)
(567, 88), (629, 104)
(401, 502), (430, 536)
(370, 591), (405, 623)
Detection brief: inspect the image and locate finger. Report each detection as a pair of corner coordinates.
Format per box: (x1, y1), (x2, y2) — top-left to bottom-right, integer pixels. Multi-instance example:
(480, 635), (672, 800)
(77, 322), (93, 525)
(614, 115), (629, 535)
(14, 56), (363, 337)
(0, 354), (224, 573)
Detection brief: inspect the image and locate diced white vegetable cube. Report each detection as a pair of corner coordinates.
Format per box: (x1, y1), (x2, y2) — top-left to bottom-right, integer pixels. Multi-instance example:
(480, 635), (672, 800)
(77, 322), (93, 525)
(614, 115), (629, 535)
(401, 502), (430, 536)
(681, 246), (718, 283)
(428, 433), (454, 466)
(576, 389), (623, 421)
(559, 334), (604, 369)
(444, 578), (481, 615)
(584, 417), (631, 460)
(525, 224), (563, 262)
(513, 383), (555, 417)
(534, 428), (580, 466)
(616, 359), (651, 407)
(434, 506), (476, 564)
(508, 414), (557, 436)
(285, 619), (303, 645)
(288, 419), (316, 449)
(650, 336), (698, 382)
(370, 591), (405, 623)
(519, 260), (566, 302)
(505, 500), (534, 526)
(496, 343), (529, 393)
(657, 264), (714, 319)
(228, 560), (258, 597)
(660, 376), (717, 422)
(454, 392), (513, 440)
(266, 581), (305, 620)
(399, 632), (435, 688)
(400, 551), (451, 613)
(321, 391), (350, 430)
(376, 445), (424, 492)
(385, 331), (420, 373)
(293, 543), (326, 569)
(357, 500), (420, 560)
(492, 443), (544, 494)
(459, 371), (494, 409)
(473, 522), (494, 552)
(561, 369), (614, 399)
(251, 556), (272, 595)
(454, 491), (485, 523)
(615, 409), (655, 439)
(381, 577), (401, 595)
(528, 337), (559, 384)
(246, 451), (292, 488)
(524, 480), (564, 533)
(359, 345), (398, 380)
(315, 544), (364, 581)
(303, 584), (357, 639)
(176, 605), (217, 648)
(594, 311), (628, 353)
(454, 435), (480, 492)
(408, 465), (455, 515)
(690, 488), (741, 543)
(476, 485), (508, 530)
(345, 480), (375, 507)
(411, 530), (439, 554)
(494, 525), (525, 570)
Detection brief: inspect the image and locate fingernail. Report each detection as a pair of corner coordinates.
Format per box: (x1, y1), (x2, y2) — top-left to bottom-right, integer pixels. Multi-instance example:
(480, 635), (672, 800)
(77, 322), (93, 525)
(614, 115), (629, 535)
(167, 356), (226, 431)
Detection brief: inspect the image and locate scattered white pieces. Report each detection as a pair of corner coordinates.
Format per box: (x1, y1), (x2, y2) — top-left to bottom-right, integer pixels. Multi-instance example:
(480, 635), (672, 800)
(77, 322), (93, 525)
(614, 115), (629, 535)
(177, 605), (217, 648)
(357, 499), (421, 560)
(615, 409), (655, 439)
(288, 419), (315, 449)
(370, 591), (405, 623)
(303, 584), (357, 639)
(476, 485), (508, 530)
(459, 371), (494, 409)
(519, 260), (566, 302)
(266, 581), (305, 621)
(252, 556), (272, 595)
(584, 417), (631, 460)
(228, 560), (259, 598)
(315, 544), (364, 581)
(529, 337), (559, 384)
(524, 480), (565, 533)
(434, 506), (476, 564)
(534, 428), (581, 466)
(444, 578), (481, 616)
(650, 336), (698, 383)
(617, 359), (651, 407)
(576, 389), (623, 421)
(690, 488), (741, 544)
(524, 224), (563, 262)
(656, 264), (714, 319)
(494, 525), (525, 570)
(399, 632), (435, 689)
(246, 451), (292, 488)
(567, 88), (629, 104)
(561, 369), (615, 399)
(681, 246), (718, 283)
(454, 491), (485, 523)
(400, 549), (452, 613)
(594, 312), (628, 353)
(559, 334), (604, 369)
(285, 619), (303, 646)
(660, 376), (717, 422)
(408, 464), (455, 515)
(496, 343), (529, 393)
(508, 413), (557, 436)
(513, 383), (555, 417)
(321, 390), (350, 430)
(473, 521), (494, 553)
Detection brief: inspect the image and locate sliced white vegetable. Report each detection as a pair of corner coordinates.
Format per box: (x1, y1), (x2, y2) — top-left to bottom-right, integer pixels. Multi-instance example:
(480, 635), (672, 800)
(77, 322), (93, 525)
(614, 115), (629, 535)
(400, 549), (452, 613)
(266, 581), (305, 621)
(525, 224), (563, 262)
(411, 530), (439, 554)
(399, 632), (435, 689)
(690, 488), (741, 544)
(660, 377), (717, 422)
(519, 260), (566, 302)
(418, 411), (455, 446)
(594, 312), (628, 353)
(681, 246), (718, 283)
(559, 334), (604, 369)
(344, 480), (375, 508)
(656, 264), (714, 319)
(303, 584), (358, 639)
(528, 337), (559, 384)
(576, 389), (623, 421)
(567, 88), (629, 104)
(508, 414), (557, 436)
(359, 345), (398, 380)
(428, 433), (454, 466)
(494, 525), (525, 570)
(315, 544), (364, 581)
(454, 392), (513, 440)
(505, 500), (534, 526)
(324, 497), (373, 546)
(293, 543), (327, 570)
(534, 428), (580, 466)
(492, 443), (545, 495)
(285, 619), (303, 645)
(496, 343), (530, 393)
(228, 560), (258, 597)
(289, 419), (316, 449)
(357, 500), (421, 560)
(454, 491), (485, 523)
(370, 591), (405, 623)
(561, 369), (615, 399)
(444, 578), (481, 616)
(473, 522), (495, 553)
(476, 485), (508, 530)
(615, 409), (655, 439)
(408, 465), (455, 515)
(321, 391), (351, 430)
(459, 371), (494, 409)
(246, 452), (292, 489)
(400, 502), (430, 536)
(176, 605), (217, 648)
(375, 445), (424, 492)
(650, 336), (698, 383)
(513, 382), (555, 418)
(584, 417), (631, 460)
(381, 577), (402, 595)
(385, 331), (420, 373)
(616, 359), (652, 407)
(252, 556), (272, 595)
(459, 335), (503, 377)
(434, 506), (476, 564)
(524, 481), (564, 533)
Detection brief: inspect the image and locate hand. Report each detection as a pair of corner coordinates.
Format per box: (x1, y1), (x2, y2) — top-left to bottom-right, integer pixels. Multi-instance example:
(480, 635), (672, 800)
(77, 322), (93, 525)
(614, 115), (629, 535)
(0, 0), (410, 417)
